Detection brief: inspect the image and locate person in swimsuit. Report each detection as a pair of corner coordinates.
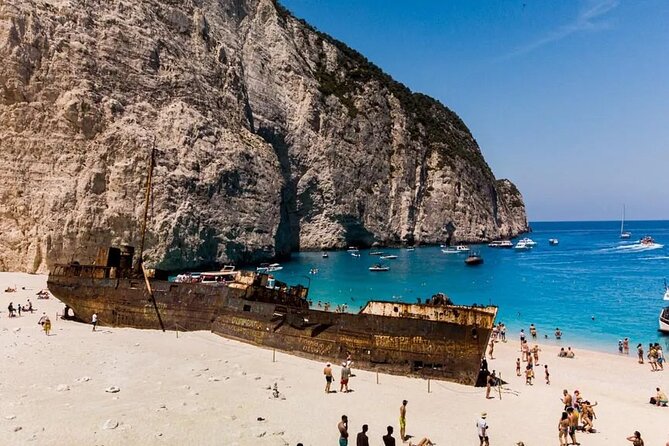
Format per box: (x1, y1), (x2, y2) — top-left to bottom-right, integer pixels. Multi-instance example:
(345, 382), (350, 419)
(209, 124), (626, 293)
(340, 363), (351, 393)
(338, 415), (349, 446)
(566, 407), (579, 446)
(561, 389), (572, 409)
(382, 426), (396, 446)
(637, 344), (644, 364)
(516, 358), (521, 376)
(43, 315), (51, 335)
(408, 438), (434, 446)
(544, 365), (550, 385)
(626, 431), (644, 446)
(558, 412), (569, 446)
(399, 400), (407, 441)
(324, 362), (333, 393)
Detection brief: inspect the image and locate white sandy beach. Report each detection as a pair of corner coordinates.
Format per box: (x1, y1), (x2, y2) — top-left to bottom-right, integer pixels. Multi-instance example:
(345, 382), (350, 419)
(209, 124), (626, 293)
(1, 272), (668, 446)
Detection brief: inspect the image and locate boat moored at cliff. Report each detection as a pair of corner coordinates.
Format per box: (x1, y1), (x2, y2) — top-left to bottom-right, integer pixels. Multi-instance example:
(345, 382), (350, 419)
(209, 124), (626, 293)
(47, 246), (497, 384)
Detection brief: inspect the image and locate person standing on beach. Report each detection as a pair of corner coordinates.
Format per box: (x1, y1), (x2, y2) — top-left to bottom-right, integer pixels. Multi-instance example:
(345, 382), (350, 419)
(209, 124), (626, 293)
(656, 345), (664, 371)
(382, 426), (396, 446)
(356, 424), (369, 446)
(43, 315), (51, 336)
(338, 415), (349, 446)
(399, 400), (407, 441)
(500, 323), (506, 342)
(566, 407), (579, 446)
(637, 344), (644, 364)
(558, 412), (569, 446)
(476, 412), (489, 446)
(519, 329), (526, 347)
(486, 373), (495, 398)
(488, 339), (494, 359)
(516, 358), (521, 376)
(544, 365), (550, 384)
(340, 363), (351, 393)
(623, 337), (630, 354)
(532, 344), (541, 364)
(648, 344), (658, 371)
(92, 313), (98, 331)
(561, 389), (572, 409)
(529, 323), (537, 339)
(324, 362), (333, 393)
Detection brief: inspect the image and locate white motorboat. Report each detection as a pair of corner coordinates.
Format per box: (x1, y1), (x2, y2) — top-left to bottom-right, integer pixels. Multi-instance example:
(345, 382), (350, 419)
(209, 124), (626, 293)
(518, 238), (537, 247)
(456, 245), (470, 252)
(406, 247), (415, 251)
(488, 240), (513, 248)
(660, 307), (669, 333)
(369, 264), (390, 272)
(322, 252), (329, 258)
(657, 281), (669, 333)
(549, 238), (559, 246)
(369, 251), (384, 256)
(350, 252), (361, 258)
(347, 246), (359, 252)
(441, 248), (459, 254)
(257, 263), (283, 273)
(514, 241), (531, 251)
(380, 255), (398, 260)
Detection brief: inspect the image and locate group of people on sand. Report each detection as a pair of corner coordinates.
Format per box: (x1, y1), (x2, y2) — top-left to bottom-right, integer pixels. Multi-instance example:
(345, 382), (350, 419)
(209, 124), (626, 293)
(323, 353), (355, 394)
(6, 299), (33, 317)
(559, 388), (599, 443)
(334, 401), (435, 446)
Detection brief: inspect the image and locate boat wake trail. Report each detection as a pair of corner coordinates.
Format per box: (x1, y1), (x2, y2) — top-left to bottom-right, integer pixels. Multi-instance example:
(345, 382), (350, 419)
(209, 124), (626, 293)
(606, 243), (665, 253)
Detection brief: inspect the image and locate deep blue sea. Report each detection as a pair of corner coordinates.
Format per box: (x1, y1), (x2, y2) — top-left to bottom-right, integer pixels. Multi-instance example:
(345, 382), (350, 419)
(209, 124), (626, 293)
(272, 221), (669, 353)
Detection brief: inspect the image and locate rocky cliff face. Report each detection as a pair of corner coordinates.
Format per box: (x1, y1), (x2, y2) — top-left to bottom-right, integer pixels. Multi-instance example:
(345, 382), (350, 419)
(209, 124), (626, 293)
(0, 0), (528, 272)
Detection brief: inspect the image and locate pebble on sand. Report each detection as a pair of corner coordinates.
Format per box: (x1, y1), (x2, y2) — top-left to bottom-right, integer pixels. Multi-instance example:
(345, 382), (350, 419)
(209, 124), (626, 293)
(102, 419), (119, 430)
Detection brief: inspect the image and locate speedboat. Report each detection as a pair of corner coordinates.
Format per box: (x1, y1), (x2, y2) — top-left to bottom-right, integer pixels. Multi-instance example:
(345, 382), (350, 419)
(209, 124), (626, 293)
(640, 236), (655, 245)
(350, 252), (361, 258)
(369, 264), (390, 272)
(347, 246), (359, 252)
(256, 263), (283, 273)
(406, 247), (415, 251)
(488, 240), (513, 248)
(456, 245), (470, 252)
(549, 238), (559, 246)
(518, 238), (537, 247)
(464, 253), (483, 266)
(514, 241), (531, 251)
(441, 248), (459, 254)
(322, 252), (329, 258)
(380, 255), (398, 260)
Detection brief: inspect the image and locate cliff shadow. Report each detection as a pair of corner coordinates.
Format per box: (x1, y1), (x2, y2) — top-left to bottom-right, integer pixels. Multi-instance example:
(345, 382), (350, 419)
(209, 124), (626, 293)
(256, 126), (299, 257)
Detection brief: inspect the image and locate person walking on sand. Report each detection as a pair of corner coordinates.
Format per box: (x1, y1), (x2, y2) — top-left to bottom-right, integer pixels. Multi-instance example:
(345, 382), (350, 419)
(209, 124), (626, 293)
(399, 400), (407, 441)
(566, 407), (579, 446)
(657, 345), (664, 371)
(340, 362), (351, 393)
(532, 344), (541, 364)
(382, 426), (396, 446)
(488, 338), (495, 359)
(558, 411), (569, 446)
(626, 431), (644, 446)
(356, 424), (369, 446)
(516, 357), (521, 376)
(476, 412), (489, 446)
(637, 344), (644, 364)
(43, 315), (51, 336)
(91, 313), (98, 331)
(324, 362), (333, 393)
(338, 415), (349, 446)
(544, 364), (550, 385)
(486, 373), (495, 398)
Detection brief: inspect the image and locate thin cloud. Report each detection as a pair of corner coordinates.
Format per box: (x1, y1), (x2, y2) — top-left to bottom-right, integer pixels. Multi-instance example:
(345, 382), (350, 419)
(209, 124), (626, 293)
(502, 0), (619, 60)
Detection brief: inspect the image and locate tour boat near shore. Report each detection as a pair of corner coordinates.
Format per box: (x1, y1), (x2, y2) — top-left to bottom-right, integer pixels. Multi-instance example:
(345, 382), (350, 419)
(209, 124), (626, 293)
(660, 282), (669, 333)
(488, 240), (513, 248)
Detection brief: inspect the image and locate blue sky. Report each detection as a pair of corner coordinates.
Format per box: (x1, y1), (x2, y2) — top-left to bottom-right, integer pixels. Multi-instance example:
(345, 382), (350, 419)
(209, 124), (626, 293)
(279, 0), (669, 221)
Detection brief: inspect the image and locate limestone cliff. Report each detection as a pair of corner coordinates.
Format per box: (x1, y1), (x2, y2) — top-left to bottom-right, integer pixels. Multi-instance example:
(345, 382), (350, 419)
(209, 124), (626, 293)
(0, 0), (528, 272)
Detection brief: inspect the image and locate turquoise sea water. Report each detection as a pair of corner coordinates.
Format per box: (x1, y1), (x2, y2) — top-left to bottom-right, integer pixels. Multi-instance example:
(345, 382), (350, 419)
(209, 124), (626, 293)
(272, 221), (669, 353)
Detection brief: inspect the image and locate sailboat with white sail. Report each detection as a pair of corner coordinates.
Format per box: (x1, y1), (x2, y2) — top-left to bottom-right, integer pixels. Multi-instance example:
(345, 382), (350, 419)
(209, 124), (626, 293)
(620, 205), (631, 239)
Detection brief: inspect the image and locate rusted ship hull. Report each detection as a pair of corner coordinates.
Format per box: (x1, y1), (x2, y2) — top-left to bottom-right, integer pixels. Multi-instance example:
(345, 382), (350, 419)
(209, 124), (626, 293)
(48, 270), (495, 385)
